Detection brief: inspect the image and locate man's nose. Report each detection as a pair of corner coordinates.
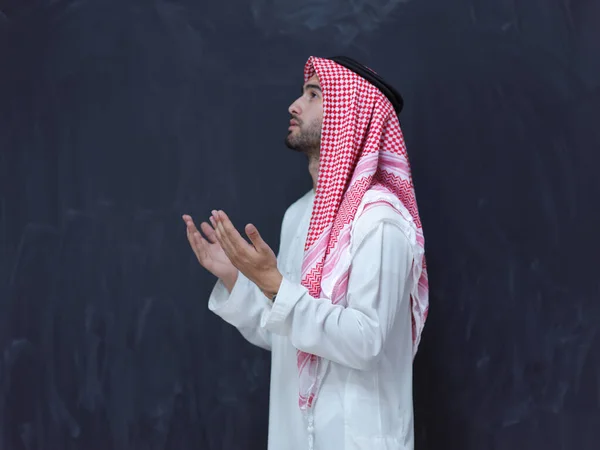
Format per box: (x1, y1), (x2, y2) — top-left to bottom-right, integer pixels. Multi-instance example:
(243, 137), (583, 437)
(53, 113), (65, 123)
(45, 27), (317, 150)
(288, 99), (302, 117)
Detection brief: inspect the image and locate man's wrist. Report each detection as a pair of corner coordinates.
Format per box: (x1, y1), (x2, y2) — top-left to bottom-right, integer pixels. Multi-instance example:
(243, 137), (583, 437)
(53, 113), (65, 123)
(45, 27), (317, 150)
(262, 270), (283, 300)
(221, 270), (239, 293)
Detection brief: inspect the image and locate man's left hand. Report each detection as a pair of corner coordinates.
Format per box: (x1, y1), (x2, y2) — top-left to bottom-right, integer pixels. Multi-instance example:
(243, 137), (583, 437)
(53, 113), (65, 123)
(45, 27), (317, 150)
(210, 210), (282, 299)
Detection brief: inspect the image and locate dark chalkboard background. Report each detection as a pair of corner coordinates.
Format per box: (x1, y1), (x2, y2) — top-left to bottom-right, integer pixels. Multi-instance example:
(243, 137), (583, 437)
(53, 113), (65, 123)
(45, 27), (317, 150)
(1, 0), (599, 449)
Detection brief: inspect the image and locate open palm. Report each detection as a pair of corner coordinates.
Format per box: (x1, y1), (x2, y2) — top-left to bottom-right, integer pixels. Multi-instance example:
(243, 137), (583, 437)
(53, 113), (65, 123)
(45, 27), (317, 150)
(182, 214), (237, 281)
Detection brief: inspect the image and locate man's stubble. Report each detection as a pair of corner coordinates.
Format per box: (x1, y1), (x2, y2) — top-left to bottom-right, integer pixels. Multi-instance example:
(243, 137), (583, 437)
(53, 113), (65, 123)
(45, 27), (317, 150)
(285, 117), (322, 159)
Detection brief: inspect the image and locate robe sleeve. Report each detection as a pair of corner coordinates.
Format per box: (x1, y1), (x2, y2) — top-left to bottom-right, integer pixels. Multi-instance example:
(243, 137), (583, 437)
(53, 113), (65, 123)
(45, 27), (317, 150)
(206, 194), (310, 352)
(208, 271), (272, 351)
(260, 217), (414, 371)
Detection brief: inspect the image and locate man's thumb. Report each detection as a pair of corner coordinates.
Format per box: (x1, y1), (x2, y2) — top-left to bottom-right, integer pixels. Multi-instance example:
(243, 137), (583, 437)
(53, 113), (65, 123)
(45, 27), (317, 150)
(246, 224), (264, 248)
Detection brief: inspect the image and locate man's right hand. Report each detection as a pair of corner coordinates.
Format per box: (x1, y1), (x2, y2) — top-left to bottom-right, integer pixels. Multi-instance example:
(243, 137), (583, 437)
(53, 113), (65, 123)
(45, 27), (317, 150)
(182, 214), (238, 292)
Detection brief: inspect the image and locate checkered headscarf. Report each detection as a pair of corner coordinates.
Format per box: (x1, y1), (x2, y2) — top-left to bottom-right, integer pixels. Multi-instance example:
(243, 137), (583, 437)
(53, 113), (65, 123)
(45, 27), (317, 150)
(297, 56), (429, 410)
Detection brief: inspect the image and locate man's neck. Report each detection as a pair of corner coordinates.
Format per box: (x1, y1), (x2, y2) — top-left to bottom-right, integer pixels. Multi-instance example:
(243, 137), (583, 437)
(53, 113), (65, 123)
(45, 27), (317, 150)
(308, 154), (319, 191)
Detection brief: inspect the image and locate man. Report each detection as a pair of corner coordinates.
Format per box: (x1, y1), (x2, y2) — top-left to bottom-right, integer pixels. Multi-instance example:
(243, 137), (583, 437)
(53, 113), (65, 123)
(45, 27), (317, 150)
(182, 56), (429, 450)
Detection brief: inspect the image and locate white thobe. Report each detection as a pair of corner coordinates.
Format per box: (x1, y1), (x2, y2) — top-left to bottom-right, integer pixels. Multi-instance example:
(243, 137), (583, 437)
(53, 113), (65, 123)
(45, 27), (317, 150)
(209, 189), (416, 450)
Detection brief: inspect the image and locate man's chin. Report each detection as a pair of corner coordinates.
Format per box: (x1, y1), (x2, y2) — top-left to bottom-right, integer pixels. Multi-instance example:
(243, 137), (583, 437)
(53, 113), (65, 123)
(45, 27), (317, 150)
(284, 135), (301, 152)
(285, 142), (304, 153)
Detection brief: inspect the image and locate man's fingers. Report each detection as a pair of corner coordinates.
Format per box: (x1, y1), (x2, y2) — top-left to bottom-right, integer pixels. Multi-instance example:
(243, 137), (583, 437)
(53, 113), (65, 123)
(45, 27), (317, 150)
(211, 212), (233, 255)
(186, 224), (203, 253)
(184, 215), (209, 253)
(193, 231), (218, 270)
(186, 228), (197, 252)
(183, 215), (201, 251)
(183, 214), (213, 263)
(245, 223), (268, 251)
(200, 221), (217, 243)
(213, 210), (253, 264)
(186, 229), (204, 262)
(216, 211), (248, 248)
(210, 215), (223, 242)
(192, 230), (206, 251)
(182, 214), (199, 234)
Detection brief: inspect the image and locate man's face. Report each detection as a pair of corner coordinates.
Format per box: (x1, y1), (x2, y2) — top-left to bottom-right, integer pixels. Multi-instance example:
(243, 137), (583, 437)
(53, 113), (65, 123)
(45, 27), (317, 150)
(285, 74), (323, 155)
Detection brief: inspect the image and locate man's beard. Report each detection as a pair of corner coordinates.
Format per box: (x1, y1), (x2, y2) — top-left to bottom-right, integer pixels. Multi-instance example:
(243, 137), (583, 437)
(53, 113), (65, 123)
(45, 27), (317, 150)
(285, 119), (321, 156)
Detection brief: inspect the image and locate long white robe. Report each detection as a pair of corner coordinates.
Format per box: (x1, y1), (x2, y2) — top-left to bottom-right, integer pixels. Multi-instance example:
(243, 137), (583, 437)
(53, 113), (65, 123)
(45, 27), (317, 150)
(209, 189), (416, 450)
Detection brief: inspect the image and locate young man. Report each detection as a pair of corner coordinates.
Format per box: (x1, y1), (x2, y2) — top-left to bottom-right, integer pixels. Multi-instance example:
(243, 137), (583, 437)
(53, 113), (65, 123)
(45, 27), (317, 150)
(182, 56), (429, 450)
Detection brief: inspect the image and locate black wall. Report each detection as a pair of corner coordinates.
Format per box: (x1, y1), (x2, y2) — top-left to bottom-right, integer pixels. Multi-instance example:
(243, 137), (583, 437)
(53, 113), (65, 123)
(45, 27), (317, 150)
(1, 0), (599, 449)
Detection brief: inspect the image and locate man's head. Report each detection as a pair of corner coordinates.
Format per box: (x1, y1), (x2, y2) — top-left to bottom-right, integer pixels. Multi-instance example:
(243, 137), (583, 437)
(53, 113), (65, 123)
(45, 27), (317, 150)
(284, 56), (403, 158)
(285, 74), (323, 156)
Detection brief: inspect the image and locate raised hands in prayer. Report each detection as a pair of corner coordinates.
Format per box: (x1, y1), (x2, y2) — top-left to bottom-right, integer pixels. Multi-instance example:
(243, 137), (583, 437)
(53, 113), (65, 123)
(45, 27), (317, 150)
(182, 210), (282, 298)
(210, 210), (282, 299)
(182, 213), (239, 291)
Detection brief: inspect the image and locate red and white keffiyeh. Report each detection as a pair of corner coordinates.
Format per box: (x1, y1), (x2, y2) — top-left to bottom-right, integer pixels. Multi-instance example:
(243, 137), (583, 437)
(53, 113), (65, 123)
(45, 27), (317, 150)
(297, 56), (429, 410)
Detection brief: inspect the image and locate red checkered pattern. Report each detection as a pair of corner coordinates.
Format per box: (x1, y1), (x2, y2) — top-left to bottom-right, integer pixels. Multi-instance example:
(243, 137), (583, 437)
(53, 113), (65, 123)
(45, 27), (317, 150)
(296, 57), (429, 410)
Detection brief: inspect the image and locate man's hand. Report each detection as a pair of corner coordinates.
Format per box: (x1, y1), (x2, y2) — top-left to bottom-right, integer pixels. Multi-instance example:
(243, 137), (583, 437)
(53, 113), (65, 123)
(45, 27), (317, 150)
(182, 214), (238, 291)
(210, 210), (283, 299)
